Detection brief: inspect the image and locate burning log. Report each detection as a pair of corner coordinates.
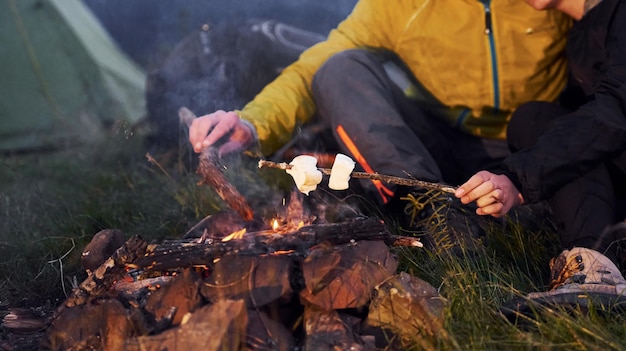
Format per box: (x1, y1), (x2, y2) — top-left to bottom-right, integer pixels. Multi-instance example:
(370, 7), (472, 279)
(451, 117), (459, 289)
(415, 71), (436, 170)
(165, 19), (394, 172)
(131, 217), (420, 274)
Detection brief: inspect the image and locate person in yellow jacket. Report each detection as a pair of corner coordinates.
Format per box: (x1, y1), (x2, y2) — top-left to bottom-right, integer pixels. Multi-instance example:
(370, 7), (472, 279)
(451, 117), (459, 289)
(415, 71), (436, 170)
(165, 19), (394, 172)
(189, 0), (570, 207)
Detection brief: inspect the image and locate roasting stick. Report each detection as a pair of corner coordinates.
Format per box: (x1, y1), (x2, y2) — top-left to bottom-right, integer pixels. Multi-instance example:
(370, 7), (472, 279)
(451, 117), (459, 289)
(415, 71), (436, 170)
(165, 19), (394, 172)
(258, 159), (457, 194)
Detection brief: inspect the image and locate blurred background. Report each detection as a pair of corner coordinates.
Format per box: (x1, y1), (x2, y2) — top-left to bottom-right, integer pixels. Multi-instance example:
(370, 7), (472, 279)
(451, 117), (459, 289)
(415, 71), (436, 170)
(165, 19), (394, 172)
(1, 0), (358, 153)
(83, 0), (358, 69)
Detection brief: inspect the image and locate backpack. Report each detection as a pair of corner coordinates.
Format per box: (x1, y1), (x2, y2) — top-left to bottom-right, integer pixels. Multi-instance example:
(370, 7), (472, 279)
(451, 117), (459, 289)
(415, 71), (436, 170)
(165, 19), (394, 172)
(145, 18), (325, 149)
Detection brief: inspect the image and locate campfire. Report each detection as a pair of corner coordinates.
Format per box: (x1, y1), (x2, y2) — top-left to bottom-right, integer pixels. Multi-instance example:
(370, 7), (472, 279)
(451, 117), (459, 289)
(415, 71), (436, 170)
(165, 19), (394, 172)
(44, 212), (445, 349)
(35, 116), (450, 350)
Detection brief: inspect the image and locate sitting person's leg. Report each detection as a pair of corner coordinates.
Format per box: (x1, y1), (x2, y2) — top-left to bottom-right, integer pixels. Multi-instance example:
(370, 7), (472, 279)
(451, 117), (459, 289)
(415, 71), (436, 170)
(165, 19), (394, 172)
(312, 48), (507, 207)
(311, 49), (444, 206)
(508, 101), (626, 303)
(508, 101), (619, 256)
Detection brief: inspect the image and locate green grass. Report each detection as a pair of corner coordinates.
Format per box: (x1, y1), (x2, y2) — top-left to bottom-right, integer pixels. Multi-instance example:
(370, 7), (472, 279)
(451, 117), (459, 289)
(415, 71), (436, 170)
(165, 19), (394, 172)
(2, 129), (626, 350)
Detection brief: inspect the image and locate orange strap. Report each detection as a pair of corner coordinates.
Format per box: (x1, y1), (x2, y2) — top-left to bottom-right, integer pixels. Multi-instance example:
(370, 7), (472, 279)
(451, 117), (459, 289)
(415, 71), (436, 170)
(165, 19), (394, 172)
(336, 124), (394, 203)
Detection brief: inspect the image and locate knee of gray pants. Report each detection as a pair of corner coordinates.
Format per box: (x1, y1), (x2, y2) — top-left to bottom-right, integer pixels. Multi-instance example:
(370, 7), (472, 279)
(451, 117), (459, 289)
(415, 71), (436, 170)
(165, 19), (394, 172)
(312, 48), (380, 93)
(313, 48), (410, 95)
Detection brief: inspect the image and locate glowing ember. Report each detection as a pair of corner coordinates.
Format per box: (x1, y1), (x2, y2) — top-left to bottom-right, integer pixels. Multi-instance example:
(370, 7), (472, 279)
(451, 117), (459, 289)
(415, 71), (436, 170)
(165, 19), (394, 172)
(221, 228), (247, 242)
(261, 192), (315, 235)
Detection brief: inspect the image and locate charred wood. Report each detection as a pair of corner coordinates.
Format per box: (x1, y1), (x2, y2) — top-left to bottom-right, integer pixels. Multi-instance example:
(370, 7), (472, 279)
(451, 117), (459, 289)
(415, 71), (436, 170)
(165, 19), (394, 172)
(134, 217), (419, 273)
(62, 236), (148, 309)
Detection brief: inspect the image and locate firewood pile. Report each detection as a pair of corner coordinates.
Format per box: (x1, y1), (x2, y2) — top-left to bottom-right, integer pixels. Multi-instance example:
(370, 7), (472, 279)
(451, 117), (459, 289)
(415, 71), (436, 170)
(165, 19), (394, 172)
(41, 212), (447, 350)
(39, 139), (451, 350)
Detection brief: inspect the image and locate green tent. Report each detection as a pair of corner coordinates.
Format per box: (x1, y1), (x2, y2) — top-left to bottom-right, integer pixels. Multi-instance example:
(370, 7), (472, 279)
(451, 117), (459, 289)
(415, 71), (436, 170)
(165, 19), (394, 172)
(0, 0), (146, 152)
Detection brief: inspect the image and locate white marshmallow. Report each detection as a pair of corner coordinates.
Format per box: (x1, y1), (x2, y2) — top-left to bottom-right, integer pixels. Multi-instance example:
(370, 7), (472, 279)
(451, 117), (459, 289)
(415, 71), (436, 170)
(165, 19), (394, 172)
(285, 155), (323, 195)
(328, 153), (355, 190)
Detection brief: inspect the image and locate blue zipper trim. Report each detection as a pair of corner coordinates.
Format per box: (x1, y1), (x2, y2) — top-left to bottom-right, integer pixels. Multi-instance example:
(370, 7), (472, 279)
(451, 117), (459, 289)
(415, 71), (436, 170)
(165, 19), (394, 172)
(481, 0), (500, 113)
(455, 109), (472, 128)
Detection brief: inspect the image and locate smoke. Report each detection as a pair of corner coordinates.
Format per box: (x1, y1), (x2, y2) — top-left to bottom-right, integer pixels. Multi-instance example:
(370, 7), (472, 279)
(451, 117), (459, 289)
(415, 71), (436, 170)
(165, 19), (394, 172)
(81, 0), (359, 150)
(82, 0), (358, 69)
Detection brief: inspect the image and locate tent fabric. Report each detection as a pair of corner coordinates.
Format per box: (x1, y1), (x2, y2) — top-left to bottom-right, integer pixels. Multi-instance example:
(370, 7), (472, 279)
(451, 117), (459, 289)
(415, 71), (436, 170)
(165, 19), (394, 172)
(0, 0), (146, 152)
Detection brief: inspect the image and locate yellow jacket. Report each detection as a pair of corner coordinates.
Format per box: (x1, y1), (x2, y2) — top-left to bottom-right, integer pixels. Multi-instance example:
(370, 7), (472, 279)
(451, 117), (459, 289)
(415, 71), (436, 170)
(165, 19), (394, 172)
(238, 0), (571, 155)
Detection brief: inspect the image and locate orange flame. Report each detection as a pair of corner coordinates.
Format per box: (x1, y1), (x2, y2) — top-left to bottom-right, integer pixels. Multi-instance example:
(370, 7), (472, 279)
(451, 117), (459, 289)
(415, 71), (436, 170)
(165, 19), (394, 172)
(272, 218), (280, 231)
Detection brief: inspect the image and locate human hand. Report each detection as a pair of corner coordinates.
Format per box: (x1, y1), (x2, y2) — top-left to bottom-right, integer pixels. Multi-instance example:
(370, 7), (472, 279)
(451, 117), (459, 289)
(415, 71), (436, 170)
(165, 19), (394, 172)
(454, 170), (524, 218)
(188, 110), (256, 156)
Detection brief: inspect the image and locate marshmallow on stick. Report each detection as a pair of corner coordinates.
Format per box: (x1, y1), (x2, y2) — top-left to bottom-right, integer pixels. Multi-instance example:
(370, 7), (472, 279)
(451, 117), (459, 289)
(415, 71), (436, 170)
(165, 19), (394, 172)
(328, 153), (356, 190)
(259, 157), (457, 194)
(285, 155), (323, 195)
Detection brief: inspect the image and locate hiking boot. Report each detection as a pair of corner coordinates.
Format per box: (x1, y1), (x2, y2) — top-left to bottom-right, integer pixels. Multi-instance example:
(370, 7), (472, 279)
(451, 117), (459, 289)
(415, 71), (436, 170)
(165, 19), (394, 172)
(526, 247), (626, 302)
(501, 248), (626, 319)
(546, 247), (626, 289)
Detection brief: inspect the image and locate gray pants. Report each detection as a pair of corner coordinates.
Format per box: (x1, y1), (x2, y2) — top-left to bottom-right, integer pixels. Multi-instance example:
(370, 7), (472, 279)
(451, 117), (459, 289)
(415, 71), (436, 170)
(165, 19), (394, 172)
(311, 49), (508, 206)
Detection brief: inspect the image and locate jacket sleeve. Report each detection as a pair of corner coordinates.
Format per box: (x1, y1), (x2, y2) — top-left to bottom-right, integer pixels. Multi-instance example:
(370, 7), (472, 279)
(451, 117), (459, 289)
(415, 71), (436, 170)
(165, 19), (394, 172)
(237, 0), (408, 155)
(502, 4), (626, 203)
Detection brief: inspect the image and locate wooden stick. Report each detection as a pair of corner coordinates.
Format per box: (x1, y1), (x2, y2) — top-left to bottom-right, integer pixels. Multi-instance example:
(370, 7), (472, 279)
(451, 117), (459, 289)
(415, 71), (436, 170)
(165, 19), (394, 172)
(179, 107), (254, 221)
(258, 159), (457, 193)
